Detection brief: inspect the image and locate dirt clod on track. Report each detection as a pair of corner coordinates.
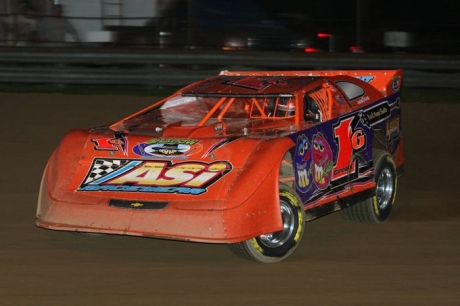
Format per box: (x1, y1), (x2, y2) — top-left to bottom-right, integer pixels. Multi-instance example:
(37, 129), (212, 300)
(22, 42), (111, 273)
(1, 93), (459, 306)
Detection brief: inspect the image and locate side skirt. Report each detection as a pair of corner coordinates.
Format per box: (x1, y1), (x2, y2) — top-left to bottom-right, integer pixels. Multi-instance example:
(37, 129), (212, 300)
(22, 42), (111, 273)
(304, 188), (374, 222)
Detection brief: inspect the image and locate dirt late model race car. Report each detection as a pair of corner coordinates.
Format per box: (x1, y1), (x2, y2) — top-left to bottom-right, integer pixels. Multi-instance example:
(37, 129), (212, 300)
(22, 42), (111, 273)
(37, 69), (404, 263)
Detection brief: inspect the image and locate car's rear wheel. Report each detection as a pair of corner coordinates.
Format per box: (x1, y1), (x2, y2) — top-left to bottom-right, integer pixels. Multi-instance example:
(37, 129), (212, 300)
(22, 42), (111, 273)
(341, 149), (397, 223)
(228, 183), (305, 263)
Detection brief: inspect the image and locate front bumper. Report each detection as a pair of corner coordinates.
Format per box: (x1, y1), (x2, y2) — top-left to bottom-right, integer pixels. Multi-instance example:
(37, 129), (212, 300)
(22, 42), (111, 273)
(36, 163), (283, 244)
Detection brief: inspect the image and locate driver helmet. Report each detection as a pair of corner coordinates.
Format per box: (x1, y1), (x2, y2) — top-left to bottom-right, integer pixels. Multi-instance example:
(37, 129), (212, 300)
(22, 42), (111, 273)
(276, 97), (295, 117)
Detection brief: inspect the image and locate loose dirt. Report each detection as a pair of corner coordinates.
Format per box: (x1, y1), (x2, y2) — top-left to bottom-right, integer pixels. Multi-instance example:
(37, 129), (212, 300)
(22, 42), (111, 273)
(1, 93), (459, 306)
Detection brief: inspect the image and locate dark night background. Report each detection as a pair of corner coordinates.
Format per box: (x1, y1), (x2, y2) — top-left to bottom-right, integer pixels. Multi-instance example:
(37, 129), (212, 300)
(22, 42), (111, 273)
(258, 0), (459, 33)
(164, 0), (460, 53)
(2, 0), (458, 53)
(257, 0), (460, 52)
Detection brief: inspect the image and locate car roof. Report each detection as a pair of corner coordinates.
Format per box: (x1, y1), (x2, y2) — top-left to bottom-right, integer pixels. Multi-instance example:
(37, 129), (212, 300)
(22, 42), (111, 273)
(181, 75), (323, 96)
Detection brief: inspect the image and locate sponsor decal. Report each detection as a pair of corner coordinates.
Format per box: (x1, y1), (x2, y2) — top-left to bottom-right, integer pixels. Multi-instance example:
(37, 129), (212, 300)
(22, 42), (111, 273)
(294, 114), (368, 193)
(79, 158), (232, 195)
(355, 76), (375, 83)
(91, 133), (128, 154)
(293, 95), (401, 206)
(386, 117), (400, 140)
(391, 76), (400, 91)
(311, 133), (333, 189)
(356, 95), (370, 105)
(362, 101), (391, 127)
(133, 138), (202, 158)
(295, 135), (312, 193)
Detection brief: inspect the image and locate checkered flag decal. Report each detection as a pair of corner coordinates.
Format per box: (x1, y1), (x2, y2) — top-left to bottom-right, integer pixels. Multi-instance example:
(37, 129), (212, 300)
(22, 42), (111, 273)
(83, 159), (129, 185)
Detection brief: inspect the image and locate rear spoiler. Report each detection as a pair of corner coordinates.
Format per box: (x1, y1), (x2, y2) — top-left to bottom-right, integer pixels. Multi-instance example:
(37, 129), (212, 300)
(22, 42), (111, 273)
(220, 69), (403, 97)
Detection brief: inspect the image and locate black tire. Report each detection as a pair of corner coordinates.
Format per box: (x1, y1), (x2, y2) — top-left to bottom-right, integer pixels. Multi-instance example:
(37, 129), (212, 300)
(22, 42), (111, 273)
(228, 183), (305, 263)
(341, 149), (397, 223)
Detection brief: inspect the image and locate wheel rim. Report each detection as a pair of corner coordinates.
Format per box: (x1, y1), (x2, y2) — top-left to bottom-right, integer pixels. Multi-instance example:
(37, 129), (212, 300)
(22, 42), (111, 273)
(258, 200), (295, 248)
(376, 168), (394, 210)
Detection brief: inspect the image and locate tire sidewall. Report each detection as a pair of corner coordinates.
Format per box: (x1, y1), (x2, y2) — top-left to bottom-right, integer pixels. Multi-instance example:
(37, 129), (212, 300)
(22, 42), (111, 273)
(252, 183), (305, 258)
(372, 152), (397, 222)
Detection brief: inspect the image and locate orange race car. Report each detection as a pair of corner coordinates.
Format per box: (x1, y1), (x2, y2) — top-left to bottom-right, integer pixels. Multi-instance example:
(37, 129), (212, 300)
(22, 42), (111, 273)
(37, 69), (404, 263)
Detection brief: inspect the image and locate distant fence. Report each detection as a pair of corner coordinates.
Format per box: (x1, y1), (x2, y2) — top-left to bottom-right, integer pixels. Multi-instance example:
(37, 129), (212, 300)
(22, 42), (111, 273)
(0, 48), (459, 88)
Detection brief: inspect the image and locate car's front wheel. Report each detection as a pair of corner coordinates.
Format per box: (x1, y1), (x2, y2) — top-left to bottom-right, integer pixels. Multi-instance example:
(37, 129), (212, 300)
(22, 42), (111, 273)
(228, 183), (305, 263)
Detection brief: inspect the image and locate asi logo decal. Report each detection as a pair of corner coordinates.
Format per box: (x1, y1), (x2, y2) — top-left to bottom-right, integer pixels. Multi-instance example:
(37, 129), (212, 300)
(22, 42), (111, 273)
(79, 158), (232, 195)
(133, 139), (202, 158)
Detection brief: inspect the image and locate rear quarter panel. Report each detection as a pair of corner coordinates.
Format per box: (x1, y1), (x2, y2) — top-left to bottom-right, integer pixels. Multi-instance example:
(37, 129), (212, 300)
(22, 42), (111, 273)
(289, 87), (403, 210)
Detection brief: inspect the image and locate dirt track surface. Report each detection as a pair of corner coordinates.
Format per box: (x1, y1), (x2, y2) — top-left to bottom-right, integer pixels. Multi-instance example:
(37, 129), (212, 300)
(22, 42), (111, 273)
(1, 93), (459, 306)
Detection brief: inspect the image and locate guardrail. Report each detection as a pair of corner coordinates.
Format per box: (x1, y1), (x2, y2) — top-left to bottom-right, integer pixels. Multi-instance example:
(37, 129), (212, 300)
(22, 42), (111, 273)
(0, 48), (459, 88)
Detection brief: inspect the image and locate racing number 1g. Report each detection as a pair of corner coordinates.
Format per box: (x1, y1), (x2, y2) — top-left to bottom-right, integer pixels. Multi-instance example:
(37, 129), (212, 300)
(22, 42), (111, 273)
(332, 117), (366, 180)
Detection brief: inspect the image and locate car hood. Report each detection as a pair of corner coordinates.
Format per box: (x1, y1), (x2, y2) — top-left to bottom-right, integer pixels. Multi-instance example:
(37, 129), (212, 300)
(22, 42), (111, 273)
(47, 121), (295, 210)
